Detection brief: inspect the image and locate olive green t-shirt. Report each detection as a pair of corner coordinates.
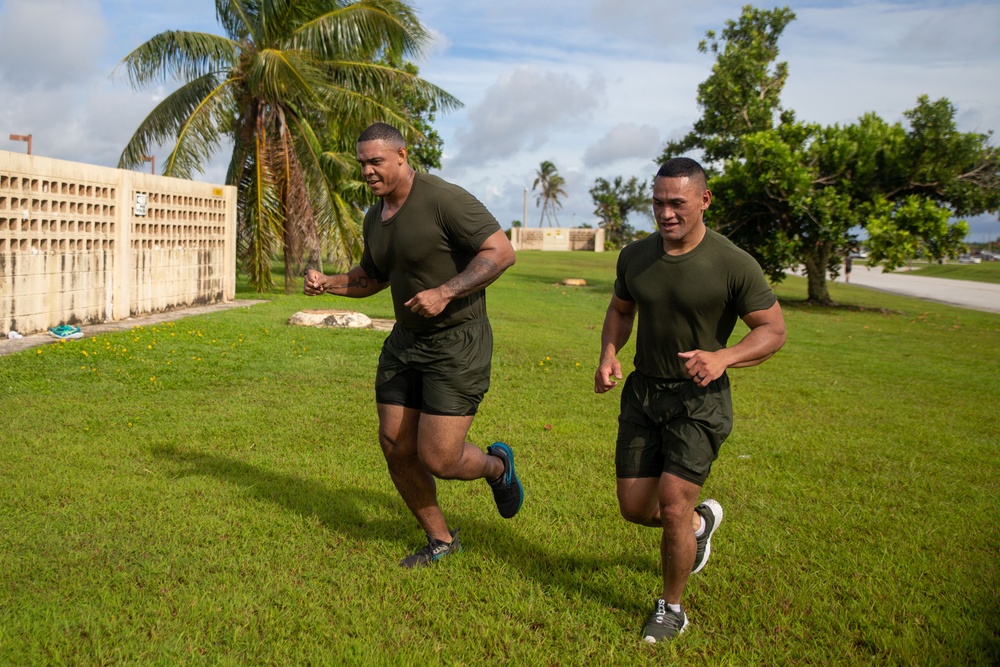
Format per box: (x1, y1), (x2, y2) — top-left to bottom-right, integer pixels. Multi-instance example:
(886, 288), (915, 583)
(614, 228), (777, 380)
(360, 173), (501, 333)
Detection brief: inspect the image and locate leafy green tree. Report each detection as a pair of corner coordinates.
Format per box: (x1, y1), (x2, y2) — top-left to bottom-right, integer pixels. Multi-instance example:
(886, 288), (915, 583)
(116, 0), (458, 292)
(377, 56), (447, 173)
(532, 160), (567, 226)
(660, 6), (999, 304)
(589, 175), (650, 249)
(658, 5), (796, 166)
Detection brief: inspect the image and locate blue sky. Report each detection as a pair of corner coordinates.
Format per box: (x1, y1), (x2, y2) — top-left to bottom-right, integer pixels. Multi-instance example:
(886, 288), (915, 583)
(1, 0), (998, 240)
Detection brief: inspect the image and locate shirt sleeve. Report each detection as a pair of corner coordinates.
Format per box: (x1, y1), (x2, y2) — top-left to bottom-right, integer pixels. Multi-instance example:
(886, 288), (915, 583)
(613, 245), (635, 302)
(441, 188), (501, 253)
(732, 253), (777, 316)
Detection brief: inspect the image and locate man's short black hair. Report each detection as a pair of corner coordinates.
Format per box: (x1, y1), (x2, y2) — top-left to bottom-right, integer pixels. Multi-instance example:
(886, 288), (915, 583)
(656, 157), (707, 188)
(358, 122), (405, 148)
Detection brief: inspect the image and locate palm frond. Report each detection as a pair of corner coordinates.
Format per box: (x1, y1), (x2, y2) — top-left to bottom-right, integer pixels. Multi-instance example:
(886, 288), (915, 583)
(294, 0), (429, 61)
(214, 0), (260, 42)
(115, 31), (239, 87)
(246, 48), (327, 108)
(286, 112), (364, 269)
(118, 73), (235, 175)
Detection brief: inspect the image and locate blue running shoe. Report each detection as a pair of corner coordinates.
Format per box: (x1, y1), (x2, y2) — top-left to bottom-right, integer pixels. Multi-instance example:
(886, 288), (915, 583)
(486, 442), (524, 519)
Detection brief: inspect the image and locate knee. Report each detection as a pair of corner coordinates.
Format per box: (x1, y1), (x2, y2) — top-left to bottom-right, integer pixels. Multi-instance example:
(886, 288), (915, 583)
(417, 449), (457, 479)
(618, 498), (656, 526)
(379, 431), (414, 468)
(658, 500), (691, 531)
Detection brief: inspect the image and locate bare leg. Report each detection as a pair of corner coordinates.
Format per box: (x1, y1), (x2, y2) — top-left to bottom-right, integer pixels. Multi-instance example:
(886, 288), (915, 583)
(415, 413), (504, 482)
(617, 474), (703, 603)
(657, 473), (702, 604)
(377, 404), (504, 543)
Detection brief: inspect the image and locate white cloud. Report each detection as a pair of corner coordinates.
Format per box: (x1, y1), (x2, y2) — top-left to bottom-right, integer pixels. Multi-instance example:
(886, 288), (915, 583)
(0, 0), (108, 88)
(584, 123), (661, 168)
(448, 66), (606, 169)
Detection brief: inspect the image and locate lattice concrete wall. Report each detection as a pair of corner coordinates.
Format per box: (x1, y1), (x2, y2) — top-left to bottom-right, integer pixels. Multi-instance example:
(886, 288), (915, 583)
(509, 226), (605, 252)
(0, 150), (237, 336)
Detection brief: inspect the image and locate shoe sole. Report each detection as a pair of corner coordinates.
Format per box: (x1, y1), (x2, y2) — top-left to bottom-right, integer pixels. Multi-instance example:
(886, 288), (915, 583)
(692, 499), (723, 574)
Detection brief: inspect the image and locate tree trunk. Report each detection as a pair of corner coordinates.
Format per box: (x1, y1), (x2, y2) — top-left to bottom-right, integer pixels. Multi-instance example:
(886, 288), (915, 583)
(802, 242), (833, 305)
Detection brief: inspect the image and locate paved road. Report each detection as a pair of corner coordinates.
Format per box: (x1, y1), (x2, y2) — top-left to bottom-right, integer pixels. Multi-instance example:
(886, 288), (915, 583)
(795, 265), (1000, 314)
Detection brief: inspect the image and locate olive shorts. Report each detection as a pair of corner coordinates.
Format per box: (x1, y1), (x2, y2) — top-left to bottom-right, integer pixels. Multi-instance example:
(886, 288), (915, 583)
(375, 318), (492, 416)
(616, 370), (733, 486)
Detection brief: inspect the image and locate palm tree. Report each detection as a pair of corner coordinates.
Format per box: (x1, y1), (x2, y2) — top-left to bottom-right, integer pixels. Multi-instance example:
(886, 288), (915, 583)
(532, 160), (567, 227)
(116, 0), (459, 291)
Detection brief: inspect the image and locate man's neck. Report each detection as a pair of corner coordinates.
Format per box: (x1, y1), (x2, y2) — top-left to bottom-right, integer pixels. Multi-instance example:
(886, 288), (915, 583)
(663, 223), (707, 256)
(381, 168), (416, 219)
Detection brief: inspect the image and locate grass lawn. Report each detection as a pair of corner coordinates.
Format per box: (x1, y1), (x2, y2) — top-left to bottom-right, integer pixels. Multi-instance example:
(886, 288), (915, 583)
(907, 260), (1000, 284)
(1, 250), (998, 665)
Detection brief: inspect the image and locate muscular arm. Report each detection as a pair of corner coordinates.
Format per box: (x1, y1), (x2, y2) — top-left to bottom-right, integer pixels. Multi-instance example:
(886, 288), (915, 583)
(679, 301), (787, 387)
(303, 265), (388, 299)
(594, 294), (637, 393)
(404, 229), (517, 318)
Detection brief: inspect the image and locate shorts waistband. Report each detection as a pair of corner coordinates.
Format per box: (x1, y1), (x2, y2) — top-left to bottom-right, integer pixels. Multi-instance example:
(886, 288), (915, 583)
(403, 317), (490, 339)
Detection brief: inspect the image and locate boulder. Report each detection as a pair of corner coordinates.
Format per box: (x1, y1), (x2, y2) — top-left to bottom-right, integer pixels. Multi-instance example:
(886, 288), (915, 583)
(288, 310), (395, 331)
(288, 309), (373, 329)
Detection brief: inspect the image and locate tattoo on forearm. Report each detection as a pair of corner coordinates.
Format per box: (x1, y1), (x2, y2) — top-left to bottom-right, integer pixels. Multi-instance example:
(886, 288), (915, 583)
(446, 256), (500, 299)
(332, 276), (369, 290)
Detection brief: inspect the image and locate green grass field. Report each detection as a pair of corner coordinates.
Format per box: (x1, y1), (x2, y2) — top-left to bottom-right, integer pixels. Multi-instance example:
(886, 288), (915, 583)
(907, 260), (1000, 284)
(1, 250), (998, 666)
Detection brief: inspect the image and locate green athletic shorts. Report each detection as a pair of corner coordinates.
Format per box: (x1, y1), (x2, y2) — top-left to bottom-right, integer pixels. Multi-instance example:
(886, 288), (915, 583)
(616, 370), (733, 486)
(375, 318), (492, 416)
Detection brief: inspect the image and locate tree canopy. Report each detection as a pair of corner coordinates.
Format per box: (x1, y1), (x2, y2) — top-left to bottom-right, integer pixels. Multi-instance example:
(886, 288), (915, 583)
(589, 175), (650, 249)
(658, 5), (1000, 304)
(116, 0), (459, 292)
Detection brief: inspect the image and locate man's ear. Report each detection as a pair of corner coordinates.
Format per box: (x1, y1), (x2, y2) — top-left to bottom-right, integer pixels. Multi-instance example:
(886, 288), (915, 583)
(397, 146), (408, 164)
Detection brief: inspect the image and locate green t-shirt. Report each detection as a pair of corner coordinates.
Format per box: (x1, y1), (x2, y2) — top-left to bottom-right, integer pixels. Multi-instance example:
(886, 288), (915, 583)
(614, 228), (777, 380)
(360, 173), (501, 333)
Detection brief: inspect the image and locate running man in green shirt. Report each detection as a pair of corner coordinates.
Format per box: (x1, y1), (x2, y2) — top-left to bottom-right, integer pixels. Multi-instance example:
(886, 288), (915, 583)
(595, 157), (786, 642)
(305, 123), (524, 567)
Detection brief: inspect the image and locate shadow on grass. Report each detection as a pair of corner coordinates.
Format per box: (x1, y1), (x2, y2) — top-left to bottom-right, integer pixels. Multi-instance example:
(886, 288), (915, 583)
(150, 444), (407, 544)
(150, 444), (652, 613)
(449, 514), (657, 614)
(778, 297), (903, 315)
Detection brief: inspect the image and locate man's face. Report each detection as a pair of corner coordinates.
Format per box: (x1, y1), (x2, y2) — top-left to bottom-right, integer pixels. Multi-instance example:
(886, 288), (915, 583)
(651, 176), (711, 249)
(357, 139), (407, 198)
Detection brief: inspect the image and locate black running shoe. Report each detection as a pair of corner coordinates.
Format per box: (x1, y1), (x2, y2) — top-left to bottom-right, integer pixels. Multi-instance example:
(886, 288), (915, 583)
(642, 598), (688, 643)
(486, 442), (524, 519)
(399, 529), (461, 568)
(692, 499), (723, 574)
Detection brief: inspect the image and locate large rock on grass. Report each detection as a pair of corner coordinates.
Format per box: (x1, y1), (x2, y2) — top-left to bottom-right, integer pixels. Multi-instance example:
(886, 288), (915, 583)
(288, 309), (374, 329)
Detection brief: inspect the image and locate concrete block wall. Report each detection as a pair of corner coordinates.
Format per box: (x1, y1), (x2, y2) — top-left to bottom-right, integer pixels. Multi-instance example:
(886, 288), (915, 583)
(509, 226), (605, 252)
(0, 150), (237, 336)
